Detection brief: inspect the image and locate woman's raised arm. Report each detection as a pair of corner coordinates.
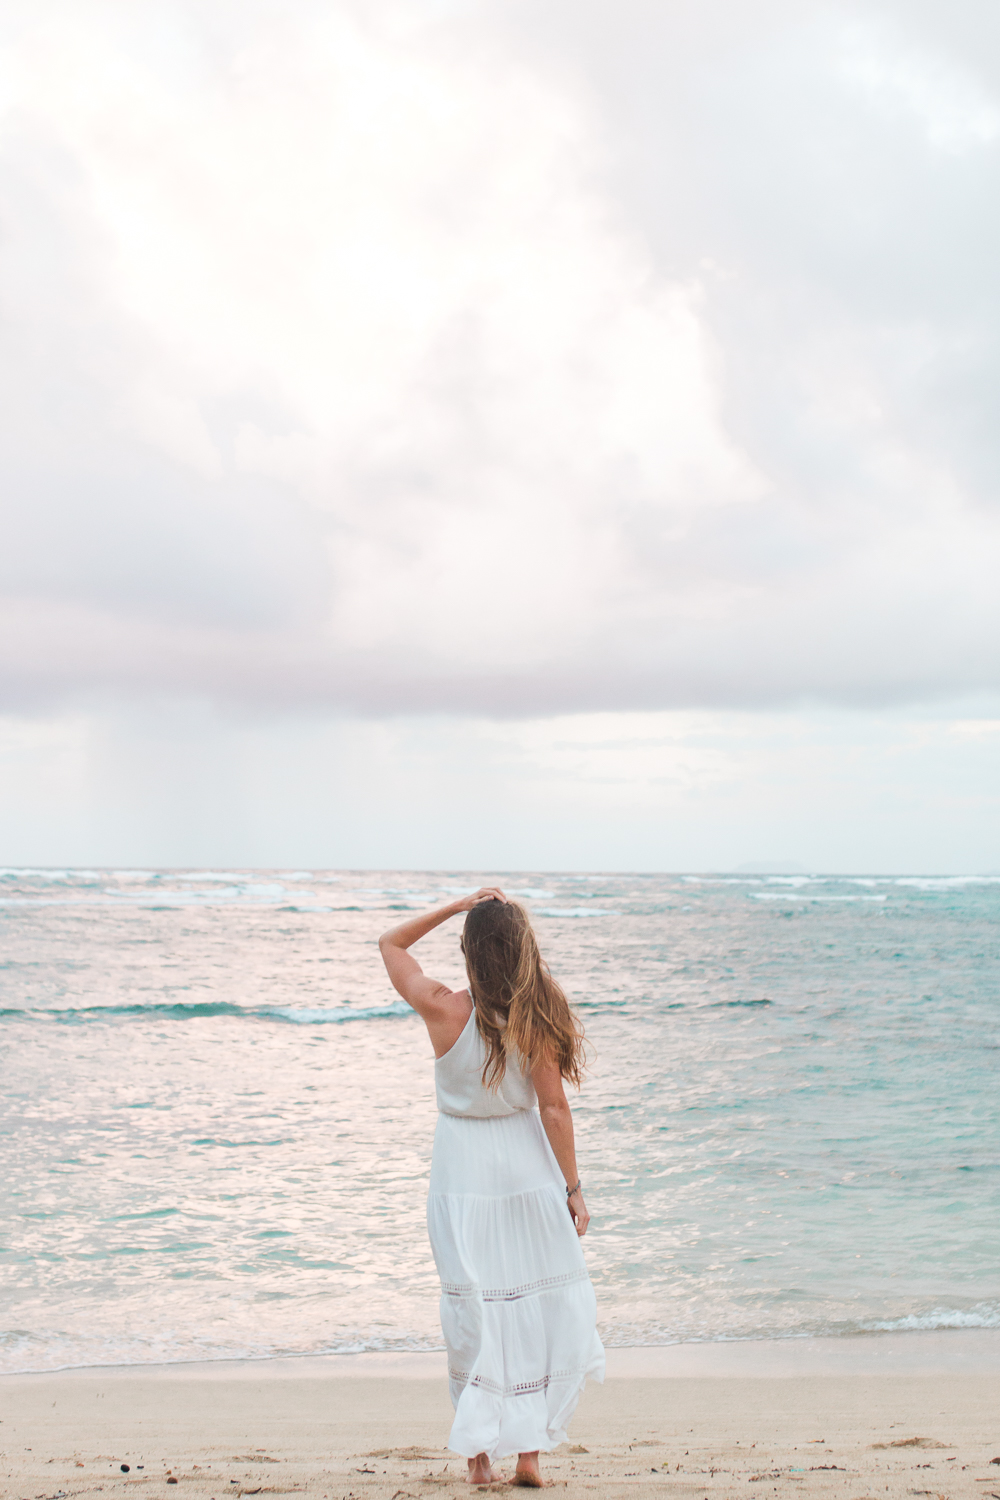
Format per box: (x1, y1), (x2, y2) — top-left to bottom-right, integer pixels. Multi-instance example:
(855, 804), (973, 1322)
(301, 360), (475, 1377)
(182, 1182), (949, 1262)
(378, 887), (506, 1019)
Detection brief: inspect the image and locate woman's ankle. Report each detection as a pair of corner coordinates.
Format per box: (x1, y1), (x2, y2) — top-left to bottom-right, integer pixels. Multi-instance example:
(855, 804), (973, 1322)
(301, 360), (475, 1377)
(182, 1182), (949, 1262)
(467, 1452), (494, 1482)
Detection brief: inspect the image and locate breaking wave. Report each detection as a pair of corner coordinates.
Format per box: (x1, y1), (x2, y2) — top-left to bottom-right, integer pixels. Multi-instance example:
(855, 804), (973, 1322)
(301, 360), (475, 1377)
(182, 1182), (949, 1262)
(0, 1000), (413, 1025)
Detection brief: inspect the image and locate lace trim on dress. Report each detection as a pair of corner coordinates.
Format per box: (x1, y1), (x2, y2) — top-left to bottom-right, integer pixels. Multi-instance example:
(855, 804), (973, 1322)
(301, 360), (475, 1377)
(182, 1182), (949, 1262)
(440, 1267), (591, 1302)
(448, 1365), (586, 1397)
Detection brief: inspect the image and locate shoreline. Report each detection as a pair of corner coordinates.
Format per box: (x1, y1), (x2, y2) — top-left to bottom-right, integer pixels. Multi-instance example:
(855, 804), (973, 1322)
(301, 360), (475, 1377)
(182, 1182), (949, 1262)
(5, 1326), (1000, 1384)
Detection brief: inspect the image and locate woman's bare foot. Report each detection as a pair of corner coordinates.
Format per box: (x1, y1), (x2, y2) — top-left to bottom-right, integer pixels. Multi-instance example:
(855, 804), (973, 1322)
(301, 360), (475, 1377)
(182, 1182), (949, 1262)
(467, 1453), (500, 1485)
(512, 1452), (546, 1487)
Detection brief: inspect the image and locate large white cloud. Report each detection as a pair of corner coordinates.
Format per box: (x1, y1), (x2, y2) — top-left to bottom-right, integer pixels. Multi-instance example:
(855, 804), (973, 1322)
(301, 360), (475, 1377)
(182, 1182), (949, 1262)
(2, 0), (999, 713)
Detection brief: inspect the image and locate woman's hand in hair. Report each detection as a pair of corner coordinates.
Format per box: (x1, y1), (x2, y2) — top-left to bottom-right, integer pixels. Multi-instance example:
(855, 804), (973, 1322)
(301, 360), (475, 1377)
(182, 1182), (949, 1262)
(455, 886), (507, 911)
(567, 1186), (590, 1238)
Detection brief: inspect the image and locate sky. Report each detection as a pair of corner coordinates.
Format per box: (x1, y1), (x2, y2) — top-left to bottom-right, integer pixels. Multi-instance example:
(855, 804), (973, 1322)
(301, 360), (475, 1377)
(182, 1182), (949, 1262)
(1, 0), (999, 871)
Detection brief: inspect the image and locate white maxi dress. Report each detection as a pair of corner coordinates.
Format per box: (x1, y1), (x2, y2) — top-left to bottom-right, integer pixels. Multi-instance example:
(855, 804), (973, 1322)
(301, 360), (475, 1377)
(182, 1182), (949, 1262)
(427, 1007), (605, 1461)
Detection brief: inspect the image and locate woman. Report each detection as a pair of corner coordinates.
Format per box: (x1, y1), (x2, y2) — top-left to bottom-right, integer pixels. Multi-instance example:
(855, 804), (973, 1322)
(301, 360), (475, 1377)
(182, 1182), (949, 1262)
(379, 888), (604, 1486)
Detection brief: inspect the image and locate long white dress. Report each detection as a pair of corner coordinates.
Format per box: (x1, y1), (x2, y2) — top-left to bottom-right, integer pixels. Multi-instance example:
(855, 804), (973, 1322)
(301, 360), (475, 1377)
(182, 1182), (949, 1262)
(427, 1006), (605, 1461)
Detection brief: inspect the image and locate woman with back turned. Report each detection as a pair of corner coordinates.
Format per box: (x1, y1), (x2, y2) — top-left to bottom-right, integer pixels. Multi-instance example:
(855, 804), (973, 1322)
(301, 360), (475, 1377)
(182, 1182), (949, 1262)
(379, 888), (604, 1486)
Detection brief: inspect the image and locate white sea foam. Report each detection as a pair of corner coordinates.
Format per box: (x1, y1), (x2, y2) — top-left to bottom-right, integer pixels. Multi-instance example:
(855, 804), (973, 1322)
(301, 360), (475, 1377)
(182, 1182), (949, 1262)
(810, 894), (887, 902)
(861, 1304), (1000, 1332)
(751, 892), (887, 902)
(263, 1003), (412, 1024)
(0, 886), (336, 909)
(534, 906), (618, 917)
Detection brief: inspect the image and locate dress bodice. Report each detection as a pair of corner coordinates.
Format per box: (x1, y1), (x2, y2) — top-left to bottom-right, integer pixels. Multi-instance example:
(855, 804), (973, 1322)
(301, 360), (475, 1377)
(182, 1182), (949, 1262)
(435, 1006), (537, 1118)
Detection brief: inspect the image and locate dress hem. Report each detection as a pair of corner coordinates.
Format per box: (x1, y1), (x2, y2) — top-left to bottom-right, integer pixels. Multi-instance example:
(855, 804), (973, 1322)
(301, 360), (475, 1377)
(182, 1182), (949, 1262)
(446, 1351), (605, 1460)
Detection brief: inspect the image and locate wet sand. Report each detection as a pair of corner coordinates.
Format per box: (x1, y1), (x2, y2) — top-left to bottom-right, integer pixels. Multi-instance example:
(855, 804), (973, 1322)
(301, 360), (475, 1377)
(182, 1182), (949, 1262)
(3, 1336), (999, 1500)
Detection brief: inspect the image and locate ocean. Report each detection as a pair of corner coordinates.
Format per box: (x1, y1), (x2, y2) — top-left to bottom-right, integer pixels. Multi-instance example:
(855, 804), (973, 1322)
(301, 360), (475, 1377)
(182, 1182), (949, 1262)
(1, 868), (997, 1374)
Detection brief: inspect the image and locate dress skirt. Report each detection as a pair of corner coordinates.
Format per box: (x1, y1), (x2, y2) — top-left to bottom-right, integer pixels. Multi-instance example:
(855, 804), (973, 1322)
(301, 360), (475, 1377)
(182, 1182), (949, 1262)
(427, 1108), (605, 1461)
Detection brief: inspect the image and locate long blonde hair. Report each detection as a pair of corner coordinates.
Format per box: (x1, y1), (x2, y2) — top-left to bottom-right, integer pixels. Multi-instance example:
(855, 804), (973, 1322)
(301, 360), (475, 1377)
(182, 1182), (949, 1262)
(461, 899), (585, 1089)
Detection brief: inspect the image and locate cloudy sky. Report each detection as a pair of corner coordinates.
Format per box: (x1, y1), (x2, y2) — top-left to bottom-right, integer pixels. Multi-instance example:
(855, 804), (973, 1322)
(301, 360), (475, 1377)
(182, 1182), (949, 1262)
(1, 0), (998, 870)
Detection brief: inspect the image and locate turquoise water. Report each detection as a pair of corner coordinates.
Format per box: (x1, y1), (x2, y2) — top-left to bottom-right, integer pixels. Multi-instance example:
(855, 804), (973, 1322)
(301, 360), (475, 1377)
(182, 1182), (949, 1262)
(0, 868), (997, 1372)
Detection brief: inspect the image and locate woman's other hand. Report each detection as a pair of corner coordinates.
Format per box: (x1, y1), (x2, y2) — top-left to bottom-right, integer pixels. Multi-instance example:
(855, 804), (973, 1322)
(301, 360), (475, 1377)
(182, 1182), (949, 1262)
(455, 887), (507, 911)
(567, 1187), (590, 1238)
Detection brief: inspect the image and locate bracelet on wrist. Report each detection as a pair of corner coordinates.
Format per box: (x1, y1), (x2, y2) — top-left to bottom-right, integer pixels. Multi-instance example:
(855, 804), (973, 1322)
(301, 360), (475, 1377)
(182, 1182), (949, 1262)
(566, 1180), (582, 1199)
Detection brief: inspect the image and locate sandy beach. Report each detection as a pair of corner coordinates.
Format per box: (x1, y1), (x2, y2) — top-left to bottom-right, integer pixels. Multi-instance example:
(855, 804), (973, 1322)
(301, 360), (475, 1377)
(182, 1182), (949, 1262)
(3, 1336), (999, 1500)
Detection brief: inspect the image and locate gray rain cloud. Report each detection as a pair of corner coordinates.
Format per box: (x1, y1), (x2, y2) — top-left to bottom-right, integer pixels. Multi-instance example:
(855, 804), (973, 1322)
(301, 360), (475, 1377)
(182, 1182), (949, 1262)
(2, 0), (1000, 716)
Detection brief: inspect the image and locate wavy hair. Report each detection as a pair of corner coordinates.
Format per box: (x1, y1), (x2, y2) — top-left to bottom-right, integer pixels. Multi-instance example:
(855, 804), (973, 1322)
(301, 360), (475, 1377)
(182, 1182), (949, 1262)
(461, 899), (585, 1090)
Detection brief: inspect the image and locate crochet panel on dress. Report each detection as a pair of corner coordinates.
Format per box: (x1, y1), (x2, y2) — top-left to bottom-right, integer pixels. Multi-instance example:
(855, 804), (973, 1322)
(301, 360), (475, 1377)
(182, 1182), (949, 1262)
(440, 1267), (591, 1302)
(447, 1365), (588, 1397)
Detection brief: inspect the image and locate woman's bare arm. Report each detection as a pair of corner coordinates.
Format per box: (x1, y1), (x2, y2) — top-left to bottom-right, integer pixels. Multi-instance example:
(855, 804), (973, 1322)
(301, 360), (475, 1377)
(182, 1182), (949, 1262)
(378, 888), (506, 1048)
(532, 1056), (590, 1238)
